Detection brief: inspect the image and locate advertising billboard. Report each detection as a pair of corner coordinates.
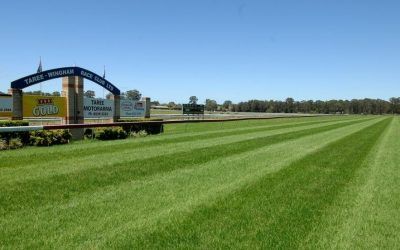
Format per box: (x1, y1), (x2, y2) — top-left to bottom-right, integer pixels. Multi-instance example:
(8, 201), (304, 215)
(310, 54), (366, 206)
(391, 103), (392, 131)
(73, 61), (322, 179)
(0, 96), (12, 117)
(23, 95), (66, 117)
(120, 99), (145, 117)
(83, 98), (114, 118)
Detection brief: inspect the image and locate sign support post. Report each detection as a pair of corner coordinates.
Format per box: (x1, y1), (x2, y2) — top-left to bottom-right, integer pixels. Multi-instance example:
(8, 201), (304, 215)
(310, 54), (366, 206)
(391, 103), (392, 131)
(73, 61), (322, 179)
(11, 88), (23, 120)
(111, 94), (120, 122)
(62, 76), (84, 139)
(144, 97), (151, 118)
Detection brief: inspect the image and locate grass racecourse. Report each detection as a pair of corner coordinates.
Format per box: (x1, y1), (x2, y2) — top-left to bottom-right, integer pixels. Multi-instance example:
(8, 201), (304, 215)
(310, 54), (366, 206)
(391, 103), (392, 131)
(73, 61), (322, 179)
(1, 115), (400, 248)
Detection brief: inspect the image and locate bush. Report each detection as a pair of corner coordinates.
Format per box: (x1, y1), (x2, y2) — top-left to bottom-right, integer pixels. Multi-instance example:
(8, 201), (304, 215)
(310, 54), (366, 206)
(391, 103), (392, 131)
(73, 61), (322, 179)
(30, 130), (72, 147)
(84, 128), (95, 139)
(95, 127), (127, 140)
(118, 119), (164, 135)
(130, 130), (148, 138)
(0, 120), (30, 145)
(0, 121), (29, 127)
(0, 139), (7, 150)
(8, 138), (23, 149)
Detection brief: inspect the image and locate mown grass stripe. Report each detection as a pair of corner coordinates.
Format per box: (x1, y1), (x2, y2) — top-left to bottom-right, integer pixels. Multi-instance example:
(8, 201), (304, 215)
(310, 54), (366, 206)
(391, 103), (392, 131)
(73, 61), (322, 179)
(0, 116), (362, 168)
(0, 117), (385, 248)
(0, 117), (369, 216)
(301, 117), (400, 249)
(0, 117), (370, 184)
(116, 118), (391, 249)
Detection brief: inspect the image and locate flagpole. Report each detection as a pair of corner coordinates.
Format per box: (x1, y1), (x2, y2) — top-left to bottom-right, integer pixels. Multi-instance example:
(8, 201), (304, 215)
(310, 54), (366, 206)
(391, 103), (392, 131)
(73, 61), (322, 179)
(39, 56), (42, 96)
(39, 57), (43, 125)
(103, 65), (105, 99)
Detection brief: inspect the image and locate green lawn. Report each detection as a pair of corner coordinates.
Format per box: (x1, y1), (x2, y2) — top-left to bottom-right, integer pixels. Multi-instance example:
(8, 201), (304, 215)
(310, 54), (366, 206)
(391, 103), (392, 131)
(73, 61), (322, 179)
(1, 115), (399, 248)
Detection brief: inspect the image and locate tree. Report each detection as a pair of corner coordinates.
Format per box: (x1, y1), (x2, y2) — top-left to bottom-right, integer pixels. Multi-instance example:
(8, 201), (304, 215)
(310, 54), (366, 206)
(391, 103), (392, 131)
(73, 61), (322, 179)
(189, 96), (198, 105)
(124, 89), (142, 100)
(84, 90), (95, 98)
(389, 97), (400, 114)
(167, 102), (177, 109)
(52, 91), (61, 96)
(222, 100), (233, 111)
(205, 99), (218, 111)
(151, 100), (160, 106)
(285, 97), (295, 113)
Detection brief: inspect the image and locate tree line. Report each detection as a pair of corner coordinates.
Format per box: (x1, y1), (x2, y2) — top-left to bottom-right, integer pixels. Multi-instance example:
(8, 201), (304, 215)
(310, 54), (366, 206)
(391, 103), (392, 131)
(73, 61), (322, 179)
(20, 90), (400, 114)
(218, 97), (400, 114)
(153, 96), (400, 114)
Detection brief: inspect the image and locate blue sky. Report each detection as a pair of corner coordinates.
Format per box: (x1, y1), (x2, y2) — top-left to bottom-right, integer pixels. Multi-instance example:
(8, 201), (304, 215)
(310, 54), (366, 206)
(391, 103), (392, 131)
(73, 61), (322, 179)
(0, 0), (399, 103)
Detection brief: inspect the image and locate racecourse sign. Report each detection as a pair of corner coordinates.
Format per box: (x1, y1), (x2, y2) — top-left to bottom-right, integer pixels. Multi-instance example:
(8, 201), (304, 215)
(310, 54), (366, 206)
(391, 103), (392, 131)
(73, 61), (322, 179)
(11, 67), (120, 95)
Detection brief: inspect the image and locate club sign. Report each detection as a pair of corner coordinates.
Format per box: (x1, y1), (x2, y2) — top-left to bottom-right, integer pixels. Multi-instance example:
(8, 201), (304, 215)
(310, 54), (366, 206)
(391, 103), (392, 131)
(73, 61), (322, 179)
(11, 67), (120, 95)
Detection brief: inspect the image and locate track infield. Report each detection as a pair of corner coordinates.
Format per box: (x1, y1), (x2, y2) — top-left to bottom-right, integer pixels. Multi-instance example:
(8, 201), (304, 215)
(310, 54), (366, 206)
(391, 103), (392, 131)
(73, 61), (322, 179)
(1, 115), (399, 248)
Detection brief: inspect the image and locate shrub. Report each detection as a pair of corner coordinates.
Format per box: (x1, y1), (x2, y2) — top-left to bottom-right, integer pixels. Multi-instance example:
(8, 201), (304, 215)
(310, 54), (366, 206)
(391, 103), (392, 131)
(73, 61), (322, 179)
(84, 128), (95, 139)
(130, 130), (148, 138)
(118, 119), (164, 135)
(8, 138), (23, 149)
(30, 130), (72, 147)
(0, 120), (30, 145)
(95, 127), (127, 140)
(0, 139), (7, 150)
(0, 121), (29, 127)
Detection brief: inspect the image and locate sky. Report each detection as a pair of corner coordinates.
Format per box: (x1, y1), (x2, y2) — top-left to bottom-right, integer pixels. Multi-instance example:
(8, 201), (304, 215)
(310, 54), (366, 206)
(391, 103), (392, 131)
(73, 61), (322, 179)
(0, 0), (399, 104)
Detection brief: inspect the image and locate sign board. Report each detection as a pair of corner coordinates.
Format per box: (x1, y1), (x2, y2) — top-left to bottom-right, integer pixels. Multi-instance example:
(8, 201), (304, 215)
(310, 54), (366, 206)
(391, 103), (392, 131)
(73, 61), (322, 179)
(23, 95), (66, 117)
(84, 98), (114, 118)
(11, 67), (120, 95)
(0, 96), (12, 117)
(120, 99), (145, 117)
(182, 104), (205, 115)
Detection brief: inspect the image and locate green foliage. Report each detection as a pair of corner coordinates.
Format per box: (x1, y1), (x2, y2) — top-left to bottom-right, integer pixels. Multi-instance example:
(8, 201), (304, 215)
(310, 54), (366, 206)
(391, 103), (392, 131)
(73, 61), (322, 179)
(121, 89), (142, 100)
(0, 138), (23, 150)
(0, 139), (7, 150)
(84, 128), (95, 139)
(189, 95), (198, 104)
(118, 119), (164, 135)
(30, 130), (72, 147)
(22, 91), (60, 96)
(84, 90), (96, 98)
(95, 127), (128, 140)
(0, 121), (30, 144)
(0, 121), (29, 127)
(8, 138), (23, 149)
(130, 130), (148, 138)
(232, 98), (400, 114)
(205, 99), (218, 111)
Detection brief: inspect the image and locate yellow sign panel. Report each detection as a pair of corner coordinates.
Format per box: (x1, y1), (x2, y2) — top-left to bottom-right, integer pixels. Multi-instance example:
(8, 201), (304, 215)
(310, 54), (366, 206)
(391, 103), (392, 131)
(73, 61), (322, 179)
(23, 95), (66, 117)
(0, 96), (12, 117)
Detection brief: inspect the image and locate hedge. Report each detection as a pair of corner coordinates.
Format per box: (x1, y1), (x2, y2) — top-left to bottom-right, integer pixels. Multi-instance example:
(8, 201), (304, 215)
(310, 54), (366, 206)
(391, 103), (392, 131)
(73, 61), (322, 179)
(0, 120), (30, 144)
(30, 130), (72, 147)
(94, 127), (128, 140)
(118, 119), (164, 135)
